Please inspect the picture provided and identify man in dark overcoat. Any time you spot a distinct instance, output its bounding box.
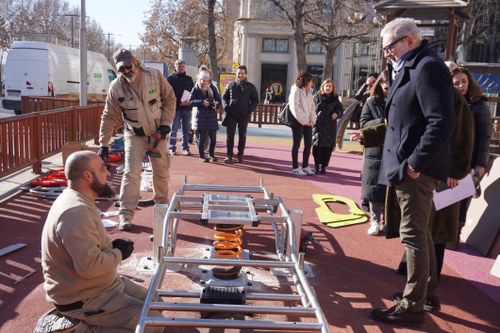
[370,18,454,327]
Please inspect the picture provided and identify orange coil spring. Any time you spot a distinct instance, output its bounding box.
[213,224,243,259]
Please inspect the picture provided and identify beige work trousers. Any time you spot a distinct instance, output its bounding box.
[63,276,162,332]
[120,131,170,221]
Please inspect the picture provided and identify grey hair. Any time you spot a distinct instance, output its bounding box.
[381,18,422,43]
[197,70,211,82]
[444,61,458,71]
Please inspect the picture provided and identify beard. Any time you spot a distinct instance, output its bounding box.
[90,172,116,198]
[123,73,136,83]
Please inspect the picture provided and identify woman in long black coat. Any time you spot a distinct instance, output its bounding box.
[359,75,388,236]
[312,79,343,174]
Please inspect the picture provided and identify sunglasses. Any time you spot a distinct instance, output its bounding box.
[382,35,407,53]
[118,65,132,73]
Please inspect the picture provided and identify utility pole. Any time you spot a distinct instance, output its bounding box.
[106,32,121,61]
[58,14,79,47]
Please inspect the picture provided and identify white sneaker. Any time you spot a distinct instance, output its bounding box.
[302,167,315,176]
[292,168,306,176]
[367,222,379,236]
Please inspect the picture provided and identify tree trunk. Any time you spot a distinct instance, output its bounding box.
[207,0,219,84]
[294,3,307,72]
[322,40,338,81]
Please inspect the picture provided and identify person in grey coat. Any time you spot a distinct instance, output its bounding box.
[312,79,343,174]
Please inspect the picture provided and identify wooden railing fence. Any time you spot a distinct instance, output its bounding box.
[1,96,498,180]
[0,105,103,178]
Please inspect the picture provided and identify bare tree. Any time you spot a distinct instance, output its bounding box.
[207,0,219,83]
[461,0,500,62]
[306,0,378,80]
[268,0,312,72]
[142,0,230,78]
[2,0,117,55]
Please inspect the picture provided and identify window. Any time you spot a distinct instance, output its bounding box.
[262,38,289,53]
[308,40,326,54]
[108,69,117,82]
[354,42,370,56]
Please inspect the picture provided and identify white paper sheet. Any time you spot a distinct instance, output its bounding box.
[102,211,120,217]
[101,219,118,228]
[433,173,475,211]
[181,90,191,102]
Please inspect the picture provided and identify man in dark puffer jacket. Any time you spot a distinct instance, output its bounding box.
[221,65,259,163]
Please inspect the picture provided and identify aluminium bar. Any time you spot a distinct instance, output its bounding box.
[148,302,318,315]
[137,317,323,331]
[163,257,295,268]
[156,289,303,302]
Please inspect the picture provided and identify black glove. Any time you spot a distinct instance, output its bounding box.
[98,147,109,161]
[112,238,134,260]
[158,125,171,140]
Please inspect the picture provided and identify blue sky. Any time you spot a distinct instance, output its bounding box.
[66,0,152,48]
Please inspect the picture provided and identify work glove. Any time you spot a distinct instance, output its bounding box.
[112,238,134,260]
[158,125,171,140]
[98,147,109,161]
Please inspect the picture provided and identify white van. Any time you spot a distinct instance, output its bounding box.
[2,41,117,114]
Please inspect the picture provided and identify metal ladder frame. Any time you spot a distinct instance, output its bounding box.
[136,178,330,333]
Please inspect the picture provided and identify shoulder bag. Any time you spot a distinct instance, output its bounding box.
[278,103,297,127]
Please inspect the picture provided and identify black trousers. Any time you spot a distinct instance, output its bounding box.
[291,124,312,169]
[225,114,249,157]
[312,146,334,169]
[196,129,217,158]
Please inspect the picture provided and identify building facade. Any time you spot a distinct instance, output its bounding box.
[232,0,382,102]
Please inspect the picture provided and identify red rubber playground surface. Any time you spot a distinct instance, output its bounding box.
[1,125,499,333]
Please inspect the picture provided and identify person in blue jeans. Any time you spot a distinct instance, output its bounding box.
[168,59,194,156]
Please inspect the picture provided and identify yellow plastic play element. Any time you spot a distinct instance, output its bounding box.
[313,194,368,227]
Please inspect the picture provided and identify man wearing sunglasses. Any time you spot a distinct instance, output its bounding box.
[98,49,176,231]
[370,18,454,327]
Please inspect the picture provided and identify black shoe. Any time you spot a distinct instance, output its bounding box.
[395,261,407,275]
[320,167,326,174]
[236,154,244,163]
[137,199,155,207]
[199,157,209,163]
[224,156,233,164]
[391,292,441,313]
[371,302,424,327]
[209,156,218,162]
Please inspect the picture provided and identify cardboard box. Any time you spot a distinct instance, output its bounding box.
[62,141,86,166]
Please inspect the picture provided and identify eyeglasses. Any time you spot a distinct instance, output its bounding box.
[118,65,132,73]
[382,35,407,53]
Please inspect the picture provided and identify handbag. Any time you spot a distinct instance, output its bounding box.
[278,103,297,127]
